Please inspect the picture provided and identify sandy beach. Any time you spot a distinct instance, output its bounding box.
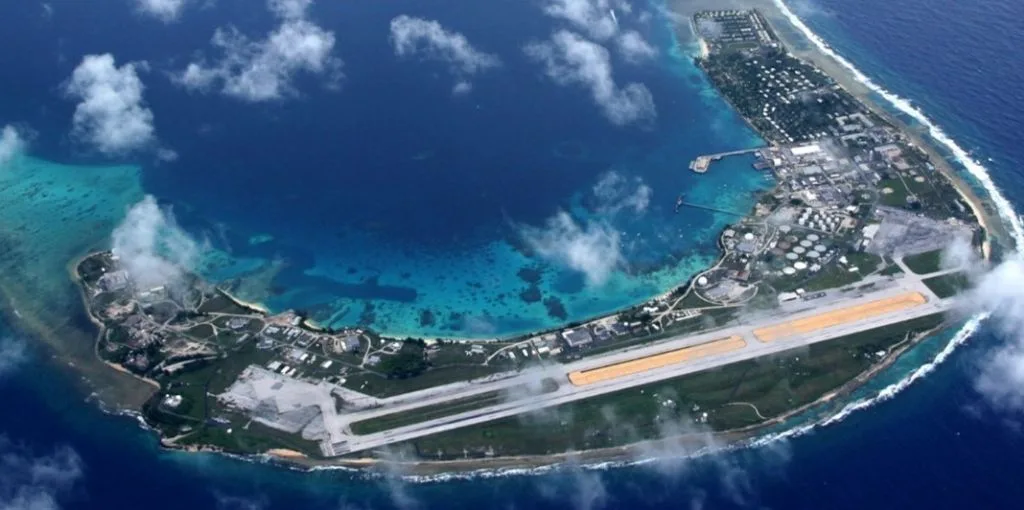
[218,288,271,315]
[752,0,1009,256]
[266,448,309,460]
[33,0,1005,477]
[670,0,1012,257]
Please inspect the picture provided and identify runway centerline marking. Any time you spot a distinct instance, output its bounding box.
[752,292,928,342]
[567,336,747,386]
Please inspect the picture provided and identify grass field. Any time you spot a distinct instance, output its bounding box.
[398,314,945,459]
[678,290,716,308]
[176,412,323,458]
[341,364,505,398]
[903,249,943,275]
[923,272,970,298]
[878,178,912,207]
[349,379,560,435]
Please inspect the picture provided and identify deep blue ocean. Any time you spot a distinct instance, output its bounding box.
[2,0,1024,508]
[0,0,771,339]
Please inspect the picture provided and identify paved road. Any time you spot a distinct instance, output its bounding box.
[323,273,951,456]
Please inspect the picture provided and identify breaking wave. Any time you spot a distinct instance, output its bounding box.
[419,0,1024,479]
[162,2,1024,484]
[772,0,1024,242]
[748,314,986,448]
[741,0,1024,455]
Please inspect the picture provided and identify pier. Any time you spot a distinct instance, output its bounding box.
[677,200,747,217]
[689,147,765,173]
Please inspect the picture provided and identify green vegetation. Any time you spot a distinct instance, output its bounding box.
[400,315,945,459]
[878,178,912,207]
[800,265,864,292]
[845,251,883,271]
[678,290,715,308]
[175,413,322,458]
[378,341,429,379]
[880,263,904,276]
[903,249,943,275]
[350,379,560,435]
[197,293,251,315]
[185,323,215,339]
[567,309,738,361]
[343,364,504,398]
[923,272,970,298]
[772,252,881,294]
[153,340,275,419]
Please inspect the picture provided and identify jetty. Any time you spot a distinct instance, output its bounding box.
[689,147,764,173]
[677,200,747,217]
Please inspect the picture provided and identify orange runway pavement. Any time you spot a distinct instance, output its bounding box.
[568,336,747,386]
[753,292,928,342]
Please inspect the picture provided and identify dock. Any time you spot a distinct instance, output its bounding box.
[689,147,765,173]
[677,200,747,217]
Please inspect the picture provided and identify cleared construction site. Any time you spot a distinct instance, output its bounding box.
[753,292,929,342]
[568,336,747,386]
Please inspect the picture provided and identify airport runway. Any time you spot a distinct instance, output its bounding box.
[323,274,952,456]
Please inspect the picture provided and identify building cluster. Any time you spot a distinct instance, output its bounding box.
[690,8,980,299]
[88,255,185,372]
[694,10,775,50]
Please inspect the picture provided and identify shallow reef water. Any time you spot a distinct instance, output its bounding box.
[0,0,772,338]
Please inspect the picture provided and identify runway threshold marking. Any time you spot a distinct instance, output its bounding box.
[752,292,928,342]
[567,336,747,386]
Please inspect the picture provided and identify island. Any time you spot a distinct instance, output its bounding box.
[67,8,998,472]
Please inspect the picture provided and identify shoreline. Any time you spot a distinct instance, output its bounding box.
[249,319,947,474]
[70,252,162,390]
[4,0,1010,477]
[88,4,999,471]
[754,0,1013,253]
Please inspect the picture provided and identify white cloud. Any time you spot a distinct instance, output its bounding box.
[213,493,269,510]
[521,211,623,286]
[542,0,627,41]
[389,15,501,93]
[0,126,26,166]
[616,30,656,63]
[0,438,83,510]
[525,30,655,125]
[64,54,155,154]
[112,195,202,290]
[592,171,651,214]
[695,18,725,40]
[452,81,472,95]
[134,0,189,22]
[0,337,27,377]
[919,240,1024,417]
[267,0,311,19]
[964,255,1024,413]
[177,0,341,102]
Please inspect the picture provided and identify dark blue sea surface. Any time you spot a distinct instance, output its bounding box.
[3,319,1024,510]
[2,0,1024,509]
[0,0,769,338]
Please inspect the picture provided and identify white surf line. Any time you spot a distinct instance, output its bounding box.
[319,6,1024,480]
[389,310,977,481]
[748,314,986,449]
[746,0,1023,450]
[772,0,1024,245]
